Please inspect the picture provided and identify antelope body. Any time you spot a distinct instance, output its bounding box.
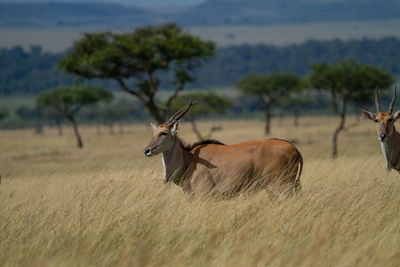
[144,101,303,196]
[363,87,400,173]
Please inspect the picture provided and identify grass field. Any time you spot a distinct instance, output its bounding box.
[1,117,400,266]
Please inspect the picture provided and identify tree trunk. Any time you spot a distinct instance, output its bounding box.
[117,78,164,123]
[205,125,222,139]
[118,121,124,134]
[55,118,63,136]
[147,100,164,124]
[278,109,284,126]
[332,101,347,158]
[96,122,101,136]
[265,105,271,134]
[108,123,114,135]
[294,109,300,127]
[355,112,361,124]
[190,118,204,141]
[69,117,83,148]
[34,121,43,135]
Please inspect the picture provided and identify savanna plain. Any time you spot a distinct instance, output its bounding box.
[1,117,400,266]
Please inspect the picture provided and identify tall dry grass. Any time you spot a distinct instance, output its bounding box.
[1,117,400,266]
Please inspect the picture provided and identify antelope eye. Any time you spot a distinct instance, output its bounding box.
[388,118,394,122]
[374,119,378,123]
[160,131,168,136]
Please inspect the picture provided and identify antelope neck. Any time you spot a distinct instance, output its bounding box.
[162,136,188,184]
[383,126,398,145]
[380,126,400,166]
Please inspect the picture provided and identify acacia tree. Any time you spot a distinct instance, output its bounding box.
[168,92,232,140]
[309,60,393,158]
[236,73,302,134]
[95,102,136,135]
[279,96,315,127]
[60,23,215,124]
[36,85,113,148]
[16,106,44,134]
[41,107,64,136]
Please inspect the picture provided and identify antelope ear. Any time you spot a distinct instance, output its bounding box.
[171,121,180,135]
[362,110,376,121]
[150,122,157,130]
[393,110,400,121]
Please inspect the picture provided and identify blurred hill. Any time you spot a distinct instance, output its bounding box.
[177,0,400,26]
[0,2,155,28]
[1,0,400,28]
[0,0,204,7]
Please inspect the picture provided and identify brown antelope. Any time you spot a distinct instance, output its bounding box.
[363,87,400,173]
[144,101,303,197]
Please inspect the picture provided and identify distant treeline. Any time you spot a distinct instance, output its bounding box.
[194,37,400,87]
[0,46,73,95]
[1,37,400,95]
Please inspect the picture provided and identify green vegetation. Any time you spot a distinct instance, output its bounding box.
[0,46,72,95]
[237,73,302,134]
[1,37,400,96]
[279,96,315,127]
[0,36,398,135]
[309,60,394,157]
[60,23,215,124]
[94,101,136,135]
[37,85,113,148]
[0,109,8,121]
[195,37,400,87]
[15,105,44,134]
[169,92,232,140]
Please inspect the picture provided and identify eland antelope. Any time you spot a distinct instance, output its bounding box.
[144,101,303,197]
[363,87,400,173]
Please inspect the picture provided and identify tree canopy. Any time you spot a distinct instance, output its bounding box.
[279,94,315,126]
[168,92,232,119]
[168,92,232,140]
[37,85,113,114]
[237,73,301,100]
[309,60,394,157]
[236,72,302,133]
[310,60,394,105]
[37,85,113,148]
[60,23,215,123]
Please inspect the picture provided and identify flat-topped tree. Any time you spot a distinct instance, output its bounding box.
[60,23,215,124]
[95,101,136,135]
[36,85,113,148]
[309,60,393,157]
[16,106,44,134]
[41,107,64,136]
[236,73,302,134]
[168,92,232,140]
[279,95,315,127]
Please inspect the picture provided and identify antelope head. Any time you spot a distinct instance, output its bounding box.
[363,87,400,142]
[143,100,197,157]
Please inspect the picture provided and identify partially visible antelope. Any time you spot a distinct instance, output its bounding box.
[363,87,400,174]
[144,101,303,197]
